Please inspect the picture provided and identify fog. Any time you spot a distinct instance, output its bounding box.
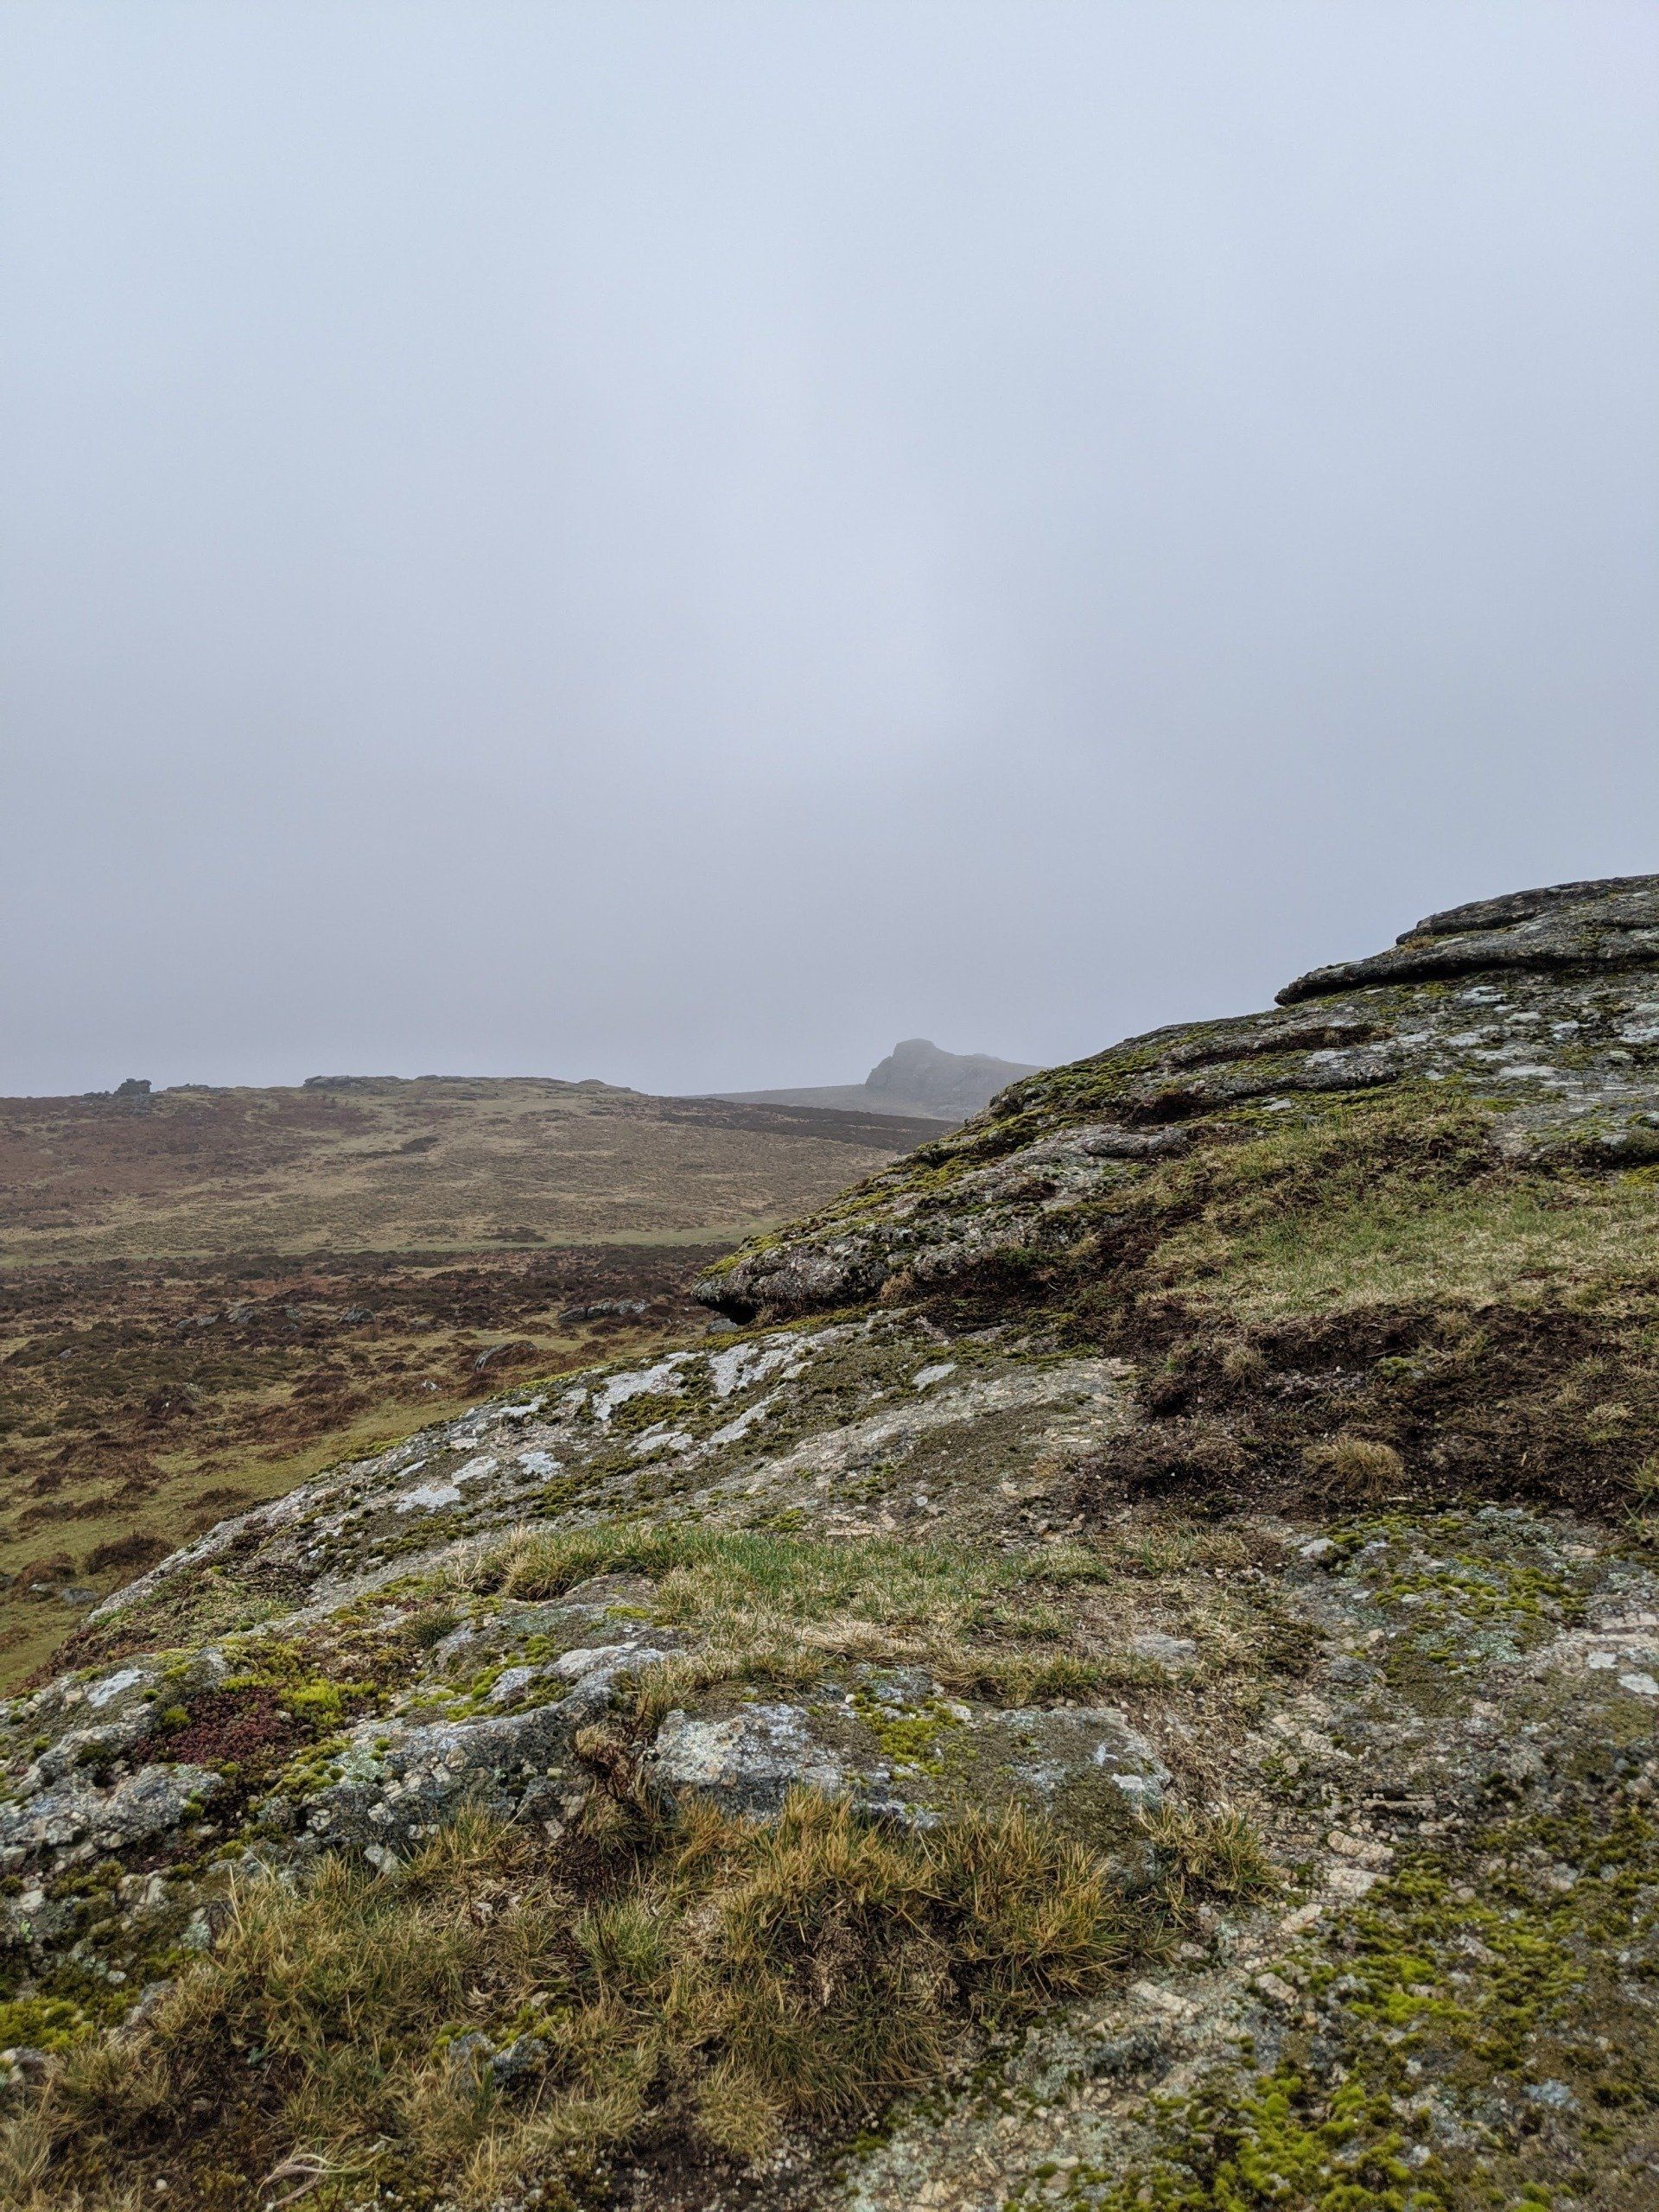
[3,2,1656,1099]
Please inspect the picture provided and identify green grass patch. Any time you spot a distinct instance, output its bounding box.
[457,1522,1153,1709]
[1093,1090,1659,1325]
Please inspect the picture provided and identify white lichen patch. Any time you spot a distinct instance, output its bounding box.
[593,1353,695,1423]
[709,1335,809,1400]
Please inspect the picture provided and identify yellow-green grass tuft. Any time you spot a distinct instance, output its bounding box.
[5,1788,1203,2209]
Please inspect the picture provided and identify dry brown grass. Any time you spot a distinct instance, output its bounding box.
[0,1071,936,1689]
[0,1248,713,1691]
[0,1077,931,1267]
[6,1788,1181,2209]
[1301,1435,1408,1502]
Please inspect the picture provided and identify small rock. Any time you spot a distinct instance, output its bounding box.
[1326,1828,1391,1867]
[1130,1980,1195,2017]
[85,1666,153,1712]
[393,1481,463,1514]
[561,1300,649,1325]
[486,1667,541,1707]
[646,1705,845,1816]
[490,2034,549,2086]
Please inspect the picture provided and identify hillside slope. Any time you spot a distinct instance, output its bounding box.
[0,1076,945,1264]
[5,878,1659,2212]
[0,1080,940,1691]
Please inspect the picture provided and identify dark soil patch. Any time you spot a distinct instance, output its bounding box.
[1064,1295,1659,1522]
[84,1530,171,1576]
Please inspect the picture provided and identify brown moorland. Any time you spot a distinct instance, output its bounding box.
[0,1076,943,1684]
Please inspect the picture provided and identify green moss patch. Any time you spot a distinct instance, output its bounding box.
[1043,1783,1659,2211]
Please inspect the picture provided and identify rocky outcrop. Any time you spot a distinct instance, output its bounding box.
[696,874,1659,1321]
[1279,871,1659,1001]
[644,1687,1168,1826]
[718,1038,1038,1124]
[864,1038,1039,1120]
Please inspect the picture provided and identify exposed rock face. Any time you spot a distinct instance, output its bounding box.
[643,1690,1168,1825]
[645,1703,849,1816]
[0,1761,219,1868]
[1280,871,1659,1001]
[8,877,1659,2212]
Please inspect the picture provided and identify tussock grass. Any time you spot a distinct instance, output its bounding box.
[1302,1435,1407,1502]
[1141,1802,1281,1919]
[8,1790,1170,2209]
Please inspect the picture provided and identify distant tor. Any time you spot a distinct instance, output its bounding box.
[715,1037,1038,1124]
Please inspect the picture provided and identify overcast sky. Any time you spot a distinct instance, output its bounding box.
[3,3,1656,1099]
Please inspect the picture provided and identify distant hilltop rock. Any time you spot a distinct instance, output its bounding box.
[865,1038,1040,1119]
[715,1037,1038,1124]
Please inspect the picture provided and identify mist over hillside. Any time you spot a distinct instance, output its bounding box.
[715,1036,1037,1124]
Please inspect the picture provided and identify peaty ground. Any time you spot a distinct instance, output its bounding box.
[0,1078,941,1687]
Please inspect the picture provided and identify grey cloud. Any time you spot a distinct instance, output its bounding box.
[3,2,1656,1096]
